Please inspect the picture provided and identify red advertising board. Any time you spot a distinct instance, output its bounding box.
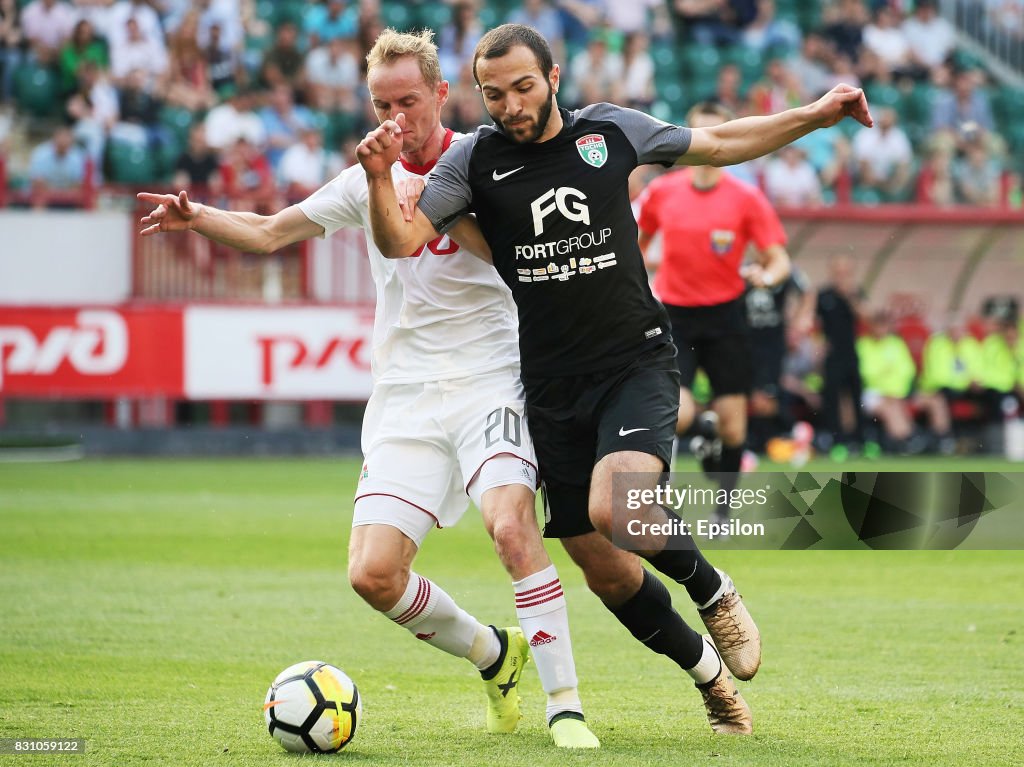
[0,307,184,397]
[0,305,375,400]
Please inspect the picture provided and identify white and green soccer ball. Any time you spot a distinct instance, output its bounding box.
[263,661,361,753]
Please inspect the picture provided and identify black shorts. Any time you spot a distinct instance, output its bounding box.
[665,298,751,397]
[522,343,680,539]
[749,329,785,394]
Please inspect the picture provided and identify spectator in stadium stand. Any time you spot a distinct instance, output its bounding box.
[861,4,912,82]
[620,31,655,111]
[355,5,383,74]
[566,28,623,107]
[303,0,358,50]
[954,135,1004,206]
[852,106,912,201]
[106,0,164,53]
[901,0,956,79]
[28,125,88,209]
[555,0,604,47]
[278,125,344,200]
[747,57,803,115]
[70,0,116,41]
[173,123,223,193]
[930,68,996,151]
[918,315,982,450]
[110,16,168,86]
[65,59,118,167]
[110,66,172,154]
[59,19,108,95]
[164,10,217,113]
[788,31,834,99]
[856,311,924,453]
[741,0,802,54]
[822,49,862,92]
[0,0,22,103]
[637,101,792,526]
[821,0,869,62]
[815,254,867,452]
[203,84,265,151]
[791,127,851,196]
[259,22,305,90]
[438,0,484,86]
[20,0,76,65]
[743,263,815,453]
[915,145,956,205]
[670,0,757,46]
[195,0,244,59]
[507,0,565,51]
[604,0,669,38]
[203,21,244,93]
[304,35,359,112]
[259,83,317,170]
[219,135,277,210]
[701,63,746,115]
[763,144,823,208]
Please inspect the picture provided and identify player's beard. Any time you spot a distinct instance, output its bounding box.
[496,82,554,144]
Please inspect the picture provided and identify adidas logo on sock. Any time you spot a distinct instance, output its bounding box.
[530,630,556,646]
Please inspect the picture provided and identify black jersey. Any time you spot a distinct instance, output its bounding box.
[417,103,692,377]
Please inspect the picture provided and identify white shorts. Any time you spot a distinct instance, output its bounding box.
[353,366,538,546]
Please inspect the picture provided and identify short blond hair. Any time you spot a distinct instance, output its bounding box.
[366,28,442,87]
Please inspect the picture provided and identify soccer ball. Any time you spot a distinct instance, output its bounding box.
[263,661,361,753]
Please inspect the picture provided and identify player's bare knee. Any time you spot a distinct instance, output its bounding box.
[587,499,615,539]
[490,514,538,574]
[348,559,407,612]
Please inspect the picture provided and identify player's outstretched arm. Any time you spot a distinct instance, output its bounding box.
[396,177,491,264]
[357,115,440,259]
[137,190,323,255]
[681,84,873,168]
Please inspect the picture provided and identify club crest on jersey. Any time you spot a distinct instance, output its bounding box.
[710,229,736,255]
[576,134,608,168]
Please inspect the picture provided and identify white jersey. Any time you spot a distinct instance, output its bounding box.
[298,131,520,385]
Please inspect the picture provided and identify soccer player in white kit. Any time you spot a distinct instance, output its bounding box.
[136,29,598,749]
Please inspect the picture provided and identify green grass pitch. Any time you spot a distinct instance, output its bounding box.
[1,458,1022,766]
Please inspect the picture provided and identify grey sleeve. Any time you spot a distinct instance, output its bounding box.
[418,132,478,235]
[791,266,811,295]
[579,102,692,167]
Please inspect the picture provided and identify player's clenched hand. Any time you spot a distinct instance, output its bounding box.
[396,176,425,223]
[356,113,406,178]
[137,190,201,236]
[808,84,873,130]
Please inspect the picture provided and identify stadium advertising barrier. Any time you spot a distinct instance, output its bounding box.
[0,306,374,400]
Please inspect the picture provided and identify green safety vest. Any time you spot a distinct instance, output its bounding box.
[856,334,916,398]
[979,334,1016,393]
[919,334,982,393]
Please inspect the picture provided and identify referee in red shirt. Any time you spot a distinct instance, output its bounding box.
[638,102,792,525]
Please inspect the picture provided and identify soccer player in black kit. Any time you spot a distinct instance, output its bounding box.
[357,23,873,736]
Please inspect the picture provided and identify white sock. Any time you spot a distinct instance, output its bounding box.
[513,565,582,723]
[385,573,498,667]
[687,636,723,684]
[696,568,732,610]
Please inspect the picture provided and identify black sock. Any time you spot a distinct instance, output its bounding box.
[646,506,721,605]
[700,451,720,475]
[712,445,743,518]
[608,569,704,670]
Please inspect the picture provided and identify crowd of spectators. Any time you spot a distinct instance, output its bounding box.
[0,0,1022,208]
